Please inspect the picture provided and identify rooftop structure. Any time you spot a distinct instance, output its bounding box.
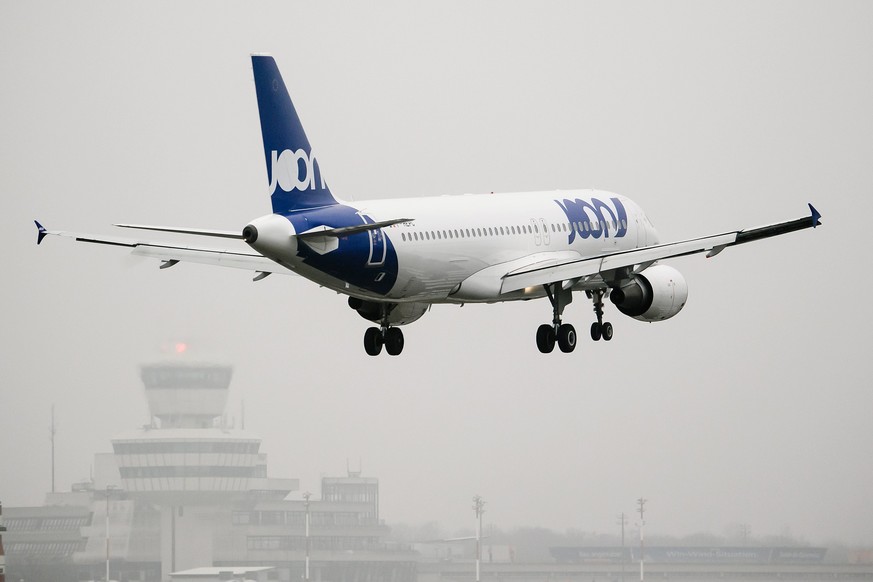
[141,363,233,429]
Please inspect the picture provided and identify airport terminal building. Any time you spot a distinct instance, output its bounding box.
[2,361,415,582]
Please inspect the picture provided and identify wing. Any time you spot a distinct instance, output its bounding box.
[34,221,290,277]
[501,203,821,294]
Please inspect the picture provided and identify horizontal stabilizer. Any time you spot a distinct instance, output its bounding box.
[295,217,413,240]
[113,224,244,239]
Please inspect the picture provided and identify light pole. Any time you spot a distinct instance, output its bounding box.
[303,492,311,582]
[617,512,628,582]
[105,486,119,582]
[739,523,751,546]
[637,498,646,582]
[472,496,485,582]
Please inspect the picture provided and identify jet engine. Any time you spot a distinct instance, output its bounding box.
[609,264,688,322]
[348,298,429,326]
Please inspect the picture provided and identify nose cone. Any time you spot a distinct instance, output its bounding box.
[244,213,297,258]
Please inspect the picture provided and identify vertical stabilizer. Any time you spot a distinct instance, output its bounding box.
[251,55,337,213]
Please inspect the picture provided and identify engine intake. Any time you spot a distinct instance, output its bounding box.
[610,264,688,322]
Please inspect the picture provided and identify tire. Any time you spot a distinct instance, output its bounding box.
[363,327,383,356]
[602,322,614,341]
[558,324,577,353]
[536,324,556,353]
[385,327,404,356]
[590,322,602,341]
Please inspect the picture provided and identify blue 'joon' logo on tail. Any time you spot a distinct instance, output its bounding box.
[555,197,628,244]
[251,55,338,214]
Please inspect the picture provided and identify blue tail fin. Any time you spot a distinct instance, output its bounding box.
[251,55,338,213]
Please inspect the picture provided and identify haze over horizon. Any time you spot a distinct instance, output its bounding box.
[2,2,871,545]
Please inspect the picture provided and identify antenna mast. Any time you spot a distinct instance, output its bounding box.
[50,405,56,493]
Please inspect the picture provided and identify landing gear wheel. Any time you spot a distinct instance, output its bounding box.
[384,327,404,356]
[536,324,556,354]
[558,324,577,353]
[363,327,383,356]
[602,322,614,341]
[590,322,602,341]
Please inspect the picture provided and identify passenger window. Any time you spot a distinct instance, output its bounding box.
[401,233,406,242]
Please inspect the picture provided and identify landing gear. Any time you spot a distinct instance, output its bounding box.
[589,289,613,342]
[536,283,576,354]
[363,326,405,356]
[535,286,617,352]
[362,303,405,356]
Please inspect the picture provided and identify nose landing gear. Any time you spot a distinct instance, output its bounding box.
[588,288,613,342]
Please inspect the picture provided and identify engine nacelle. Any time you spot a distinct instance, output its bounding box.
[348,298,429,326]
[610,264,688,322]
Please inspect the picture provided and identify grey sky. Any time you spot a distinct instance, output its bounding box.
[2,1,872,544]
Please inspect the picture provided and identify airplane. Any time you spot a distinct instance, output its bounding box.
[35,54,822,356]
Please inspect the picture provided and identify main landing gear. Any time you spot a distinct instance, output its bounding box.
[363,303,404,356]
[364,326,404,356]
[536,283,577,354]
[588,288,613,342]
[535,285,614,354]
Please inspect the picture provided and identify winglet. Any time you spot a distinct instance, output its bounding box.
[809,203,821,228]
[35,220,48,245]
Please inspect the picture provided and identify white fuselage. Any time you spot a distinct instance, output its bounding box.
[249,189,660,304]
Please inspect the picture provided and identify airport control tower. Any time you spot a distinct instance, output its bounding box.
[110,362,286,503]
[88,361,297,580]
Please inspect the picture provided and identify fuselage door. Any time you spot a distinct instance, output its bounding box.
[362,215,386,266]
[368,227,386,266]
[530,218,542,246]
[539,218,551,246]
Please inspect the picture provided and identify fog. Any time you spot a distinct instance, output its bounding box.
[2,1,872,545]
